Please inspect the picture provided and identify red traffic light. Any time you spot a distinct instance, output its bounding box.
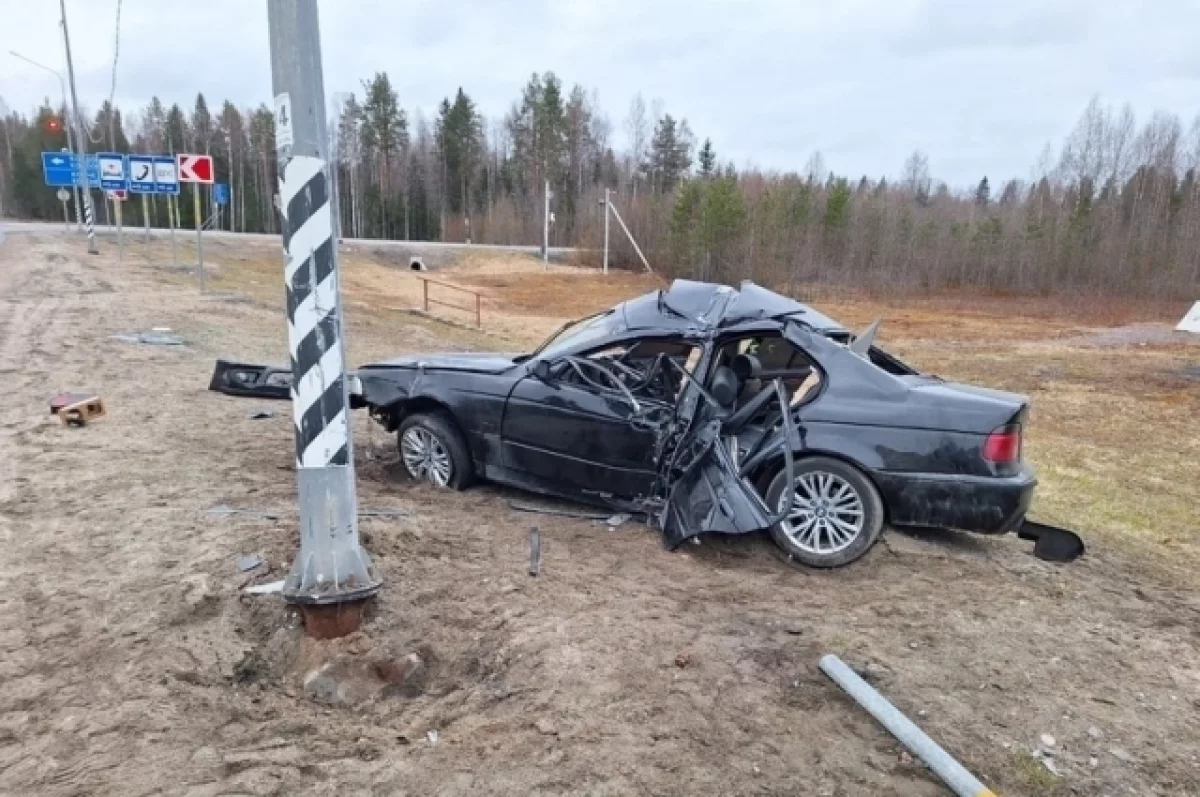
[46,117,61,132]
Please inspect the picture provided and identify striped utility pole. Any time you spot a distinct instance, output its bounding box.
[60,0,97,254]
[268,0,380,637]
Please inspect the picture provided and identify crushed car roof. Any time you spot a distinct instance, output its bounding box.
[620,280,845,334]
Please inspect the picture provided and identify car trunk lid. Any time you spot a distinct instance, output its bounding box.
[897,376,1029,432]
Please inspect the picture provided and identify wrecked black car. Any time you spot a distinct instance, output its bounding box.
[214,279,1041,567]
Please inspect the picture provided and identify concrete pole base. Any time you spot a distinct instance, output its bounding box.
[299,599,370,639]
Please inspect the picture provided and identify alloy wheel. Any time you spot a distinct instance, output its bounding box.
[778,471,865,555]
[400,427,452,487]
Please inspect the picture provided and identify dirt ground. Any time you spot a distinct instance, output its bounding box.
[0,228,1198,797]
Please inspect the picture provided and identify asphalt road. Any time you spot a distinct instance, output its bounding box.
[0,218,577,258]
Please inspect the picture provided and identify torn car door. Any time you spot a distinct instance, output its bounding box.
[659,376,796,548]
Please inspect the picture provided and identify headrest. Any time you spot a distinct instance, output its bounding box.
[731,353,761,382]
[710,365,740,408]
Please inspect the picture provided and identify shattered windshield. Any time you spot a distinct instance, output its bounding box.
[532,310,617,360]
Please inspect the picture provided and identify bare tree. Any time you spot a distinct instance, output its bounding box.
[902,150,931,200]
[625,93,648,198]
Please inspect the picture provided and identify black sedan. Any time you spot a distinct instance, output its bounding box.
[213,279,1038,568]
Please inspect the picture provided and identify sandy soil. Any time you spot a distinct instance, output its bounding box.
[0,229,1198,796]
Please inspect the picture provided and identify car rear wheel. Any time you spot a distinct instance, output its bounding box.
[765,456,883,568]
[397,413,473,490]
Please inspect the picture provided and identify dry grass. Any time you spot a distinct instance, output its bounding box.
[129,236,1200,568]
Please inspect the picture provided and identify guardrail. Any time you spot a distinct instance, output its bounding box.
[415,274,483,327]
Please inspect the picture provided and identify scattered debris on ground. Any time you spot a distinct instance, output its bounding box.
[820,654,998,797]
[113,329,184,346]
[508,499,611,520]
[528,527,541,576]
[244,579,285,595]
[235,554,264,572]
[48,391,106,426]
[205,504,281,520]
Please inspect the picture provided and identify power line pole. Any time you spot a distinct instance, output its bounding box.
[267,0,379,638]
[607,196,653,274]
[602,187,610,275]
[59,0,98,254]
[542,178,550,267]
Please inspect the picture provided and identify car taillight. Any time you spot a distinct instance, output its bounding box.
[983,425,1022,464]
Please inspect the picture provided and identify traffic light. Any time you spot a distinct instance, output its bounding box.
[45,117,62,133]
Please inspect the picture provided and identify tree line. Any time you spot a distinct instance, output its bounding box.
[0,84,1197,298]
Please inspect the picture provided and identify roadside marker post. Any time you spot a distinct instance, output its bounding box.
[178,153,214,292]
[268,0,380,636]
[57,188,70,230]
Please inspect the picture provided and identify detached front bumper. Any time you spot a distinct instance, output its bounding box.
[874,464,1037,535]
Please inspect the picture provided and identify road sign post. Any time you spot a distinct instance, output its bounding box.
[141,194,150,242]
[168,195,178,268]
[106,189,127,260]
[178,154,214,292]
[268,0,379,636]
[193,184,204,291]
[57,188,70,230]
[98,153,129,261]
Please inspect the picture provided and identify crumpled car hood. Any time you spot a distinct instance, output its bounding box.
[361,352,520,375]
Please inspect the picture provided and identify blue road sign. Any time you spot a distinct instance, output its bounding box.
[41,153,100,186]
[42,152,76,186]
[152,156,180,195]
[98,152,128,191]
[82,154,99,183]
[128,155,156,193]
[213,183,230,206]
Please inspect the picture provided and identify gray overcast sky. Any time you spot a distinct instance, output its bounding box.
[2,0,1198,186]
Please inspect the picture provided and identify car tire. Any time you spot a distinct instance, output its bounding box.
[397,412,473,490]
[765,456,884,568]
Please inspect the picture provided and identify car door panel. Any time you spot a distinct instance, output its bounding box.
[501,375,663,498]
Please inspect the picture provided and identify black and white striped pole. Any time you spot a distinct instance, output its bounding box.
[60,0,98,255]
[268,0,380,637]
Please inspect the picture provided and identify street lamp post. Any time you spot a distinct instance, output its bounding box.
[58,0,99,254]
[267,0,380,637]
[10,50,84,232]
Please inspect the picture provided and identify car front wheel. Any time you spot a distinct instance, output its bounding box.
[765,456,884,568]
[397,413,473,490]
